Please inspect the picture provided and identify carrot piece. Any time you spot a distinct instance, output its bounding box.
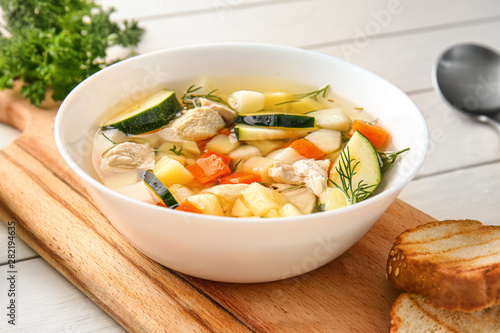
[348,120,389,148]
[290,138,325,159]
[196,138,212,152]
[218,127,232,136]
[219,172,262,185]
[186,150,232,184]
[176,201,202,214]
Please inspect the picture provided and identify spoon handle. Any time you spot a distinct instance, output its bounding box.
[478,115,500,133]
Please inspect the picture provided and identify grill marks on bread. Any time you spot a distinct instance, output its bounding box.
[386,220,500,312]
[400,224,500,265]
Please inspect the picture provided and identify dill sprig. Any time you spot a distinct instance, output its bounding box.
[231,159,242,173]
[181,84,228,107]
[257,182,278,190]
[378,148,410,174]
[274,84,330,106]
[279,183,305,193]
[169,145,185,156]
[329,146,376,204]
[295,84,330,101]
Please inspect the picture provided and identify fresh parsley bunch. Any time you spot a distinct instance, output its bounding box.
[0,0,144,106]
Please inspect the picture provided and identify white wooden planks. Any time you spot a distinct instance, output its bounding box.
[400,161,500,226]
[131,0,500,53]
[311,20,500,93]
[0,258,124,332]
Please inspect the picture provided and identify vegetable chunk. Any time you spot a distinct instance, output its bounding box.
[348,120,389,149]
[186,150,232,184]
[102,90,181,135]
[241,183,284,216]
[187,193,224,216]
[153,156,194,186]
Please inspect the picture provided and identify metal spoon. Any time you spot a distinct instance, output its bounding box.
[434,43,500,132]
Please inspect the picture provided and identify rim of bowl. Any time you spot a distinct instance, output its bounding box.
[54,42,429,225]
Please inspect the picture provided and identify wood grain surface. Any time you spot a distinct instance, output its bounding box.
[0,89,435,332]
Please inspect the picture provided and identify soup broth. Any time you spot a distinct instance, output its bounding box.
[91,77,402,218]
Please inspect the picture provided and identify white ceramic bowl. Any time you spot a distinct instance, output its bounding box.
[55,43,428,283]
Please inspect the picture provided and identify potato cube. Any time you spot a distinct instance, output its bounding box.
[205,134,240,155]
[304,129,342,154]
[279,203,304,217]
[263,90,295,112]
[228,90,265,113]
[273,147,305,164]
[241,183,281,216]
[290,97,324,114]
[153,156,194,186]
[231,198,254,217]
[242,156,274,183]
[264,209,280,218]
[321,187,349,211]
[187,193,224,216]
[250,139,288,156]
[229,145,262,163]
[181,140,200,155]
[155,152,186,165]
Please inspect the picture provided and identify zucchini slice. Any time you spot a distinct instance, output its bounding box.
[235,113,315,129]
[101,89,181,135]
[329,131,381,202]
[234,123,308,141]
[142,170,179,208]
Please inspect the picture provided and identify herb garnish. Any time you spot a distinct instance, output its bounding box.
[341,133,351,142]
[101,131,117,145]
[169,145,185,156]
[295,84,330,101]
[231,159,243,173]
[274,84,330,106]
[0,0,144,106]
[181,84,228,107]
[279,183,305,193]
[329,146,377,204]
[258,182,278,190]
[378,148,410,174]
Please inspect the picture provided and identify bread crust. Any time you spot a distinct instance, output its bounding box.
[386,220,500,312]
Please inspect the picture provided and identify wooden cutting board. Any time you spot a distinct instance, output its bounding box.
[0,89,434,332]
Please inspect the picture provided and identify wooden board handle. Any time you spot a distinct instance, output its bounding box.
[0,89,35,132]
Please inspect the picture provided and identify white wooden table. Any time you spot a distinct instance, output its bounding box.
[1,1,499,331]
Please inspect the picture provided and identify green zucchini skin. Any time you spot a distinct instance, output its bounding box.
[142,170,179,208]
[101,90,182,135]
[234,114,315,128]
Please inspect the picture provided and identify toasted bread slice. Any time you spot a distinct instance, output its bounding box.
[386,220,500,312]
[390,293,500,333]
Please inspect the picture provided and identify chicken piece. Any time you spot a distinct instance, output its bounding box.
[101,142,155,172]
[195,98,236,123]
[292,159,331,196]
[268,161,303,185]
[172,106,225,141]
[268,159,331,196]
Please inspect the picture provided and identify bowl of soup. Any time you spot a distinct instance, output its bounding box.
[55,43,428,283]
